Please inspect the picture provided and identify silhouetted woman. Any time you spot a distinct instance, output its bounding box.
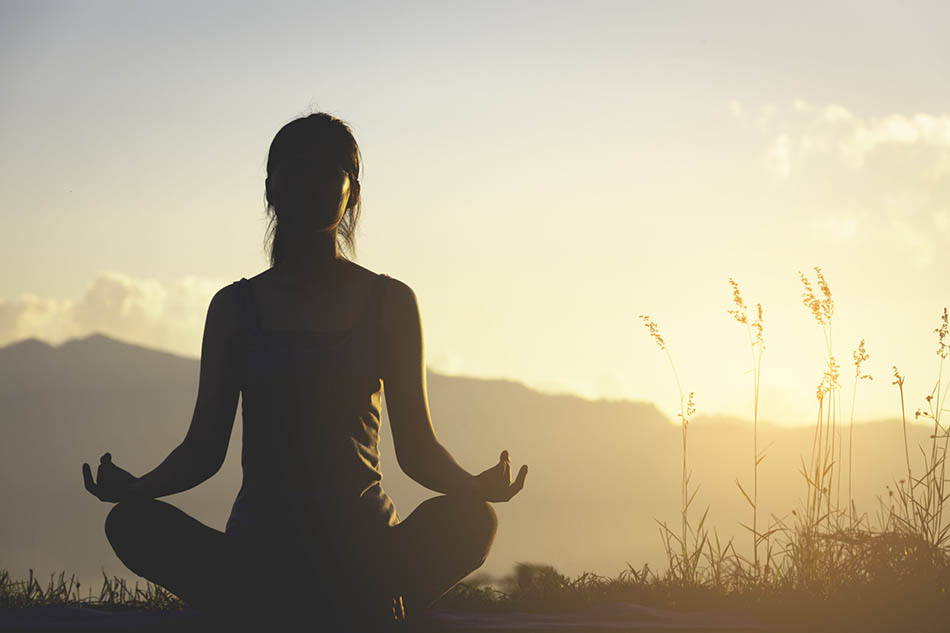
[81,112,528,629]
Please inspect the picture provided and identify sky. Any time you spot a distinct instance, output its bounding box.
[1,0,949,426]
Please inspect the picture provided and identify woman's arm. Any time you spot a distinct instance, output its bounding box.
[380,278,527,501]
[128,284,243,499]
[380,279,478,496]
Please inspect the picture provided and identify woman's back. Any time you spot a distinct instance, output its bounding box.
[243,265,382,332]
[225,264,399,564]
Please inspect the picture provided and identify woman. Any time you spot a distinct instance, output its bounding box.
[81,112,528,628]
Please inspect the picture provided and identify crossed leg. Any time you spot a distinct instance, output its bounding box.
[104,500,245,610]
[104,494,497,623]
[375,495,498,617]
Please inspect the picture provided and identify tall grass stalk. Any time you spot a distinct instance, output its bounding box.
[890,367,919,532]
[727,278,765,575]
[638,315,706,585]
[848,340,872,528]
[888,309,950,547]
[928,309,949,536]
[798,267,843,533]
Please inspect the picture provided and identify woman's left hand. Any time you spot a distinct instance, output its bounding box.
[472,450,528,502]
[82,453,140,503]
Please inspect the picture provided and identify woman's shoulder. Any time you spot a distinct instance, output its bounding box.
[377,274,419,334]
[338,261,415,304]
[199,281,245,338]
[325,263,419,337]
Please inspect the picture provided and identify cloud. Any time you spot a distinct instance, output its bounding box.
[816,107,950,172]
[428,350,466,375]
[0,294,72,345]
[731,100,950,176]
[0,271,224,357]
[732,99,950,266]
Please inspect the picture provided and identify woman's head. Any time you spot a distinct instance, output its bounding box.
[264,112,362,266]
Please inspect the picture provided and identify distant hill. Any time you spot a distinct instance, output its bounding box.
[0,334,931,588]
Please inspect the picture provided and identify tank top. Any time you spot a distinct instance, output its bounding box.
[225,272,400,562]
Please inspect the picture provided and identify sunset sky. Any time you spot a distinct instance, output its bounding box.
[2,0,948,426]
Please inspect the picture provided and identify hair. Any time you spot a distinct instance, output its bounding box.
[263,112,363,267]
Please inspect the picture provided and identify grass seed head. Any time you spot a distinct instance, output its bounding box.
[753,303,765,347]
[728,278,748,324]
[816,356,841,400]
[936,308,948,359]
[799,267,834,325]
[638,314,667,351]
[891,365,904,387]
[853,339,872,381]
[728,279,765,349]
[799,272,823,325]
[677,392,696,426]
[826,355,840,388]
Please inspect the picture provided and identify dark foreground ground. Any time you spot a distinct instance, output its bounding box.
[0,603,767,632]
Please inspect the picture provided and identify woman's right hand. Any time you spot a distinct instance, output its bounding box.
[472,450,528,502]
[82,453,141,503]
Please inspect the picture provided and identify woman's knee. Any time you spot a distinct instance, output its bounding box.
[444,496,498,561]
[104,499,160,557]
[468,499,498,544]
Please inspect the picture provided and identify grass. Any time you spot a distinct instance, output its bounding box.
[3,268,950,633]
[444,280,950,631]
[0,569,183,610]
[631,268,950,631]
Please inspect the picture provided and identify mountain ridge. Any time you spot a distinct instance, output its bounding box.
[0,332,671,420]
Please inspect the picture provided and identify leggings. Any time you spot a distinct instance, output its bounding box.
[105,494,497,625]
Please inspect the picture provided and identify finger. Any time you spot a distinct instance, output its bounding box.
[506,464,528,500]
[82,463,100,497]
[100,453,112,465]
[499,450,510,483]
[488,454,506,477]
